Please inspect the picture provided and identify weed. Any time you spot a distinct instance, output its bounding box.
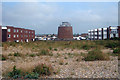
[40,49,49,55]
[84,49,110,61]
[1,54,8,61]
[24,72,39,79]
[8,53,12,56]
[64,56,67,59]
[59,60,64,65]
[14,52,21,57]
[29,54,36,57]
[8,65,21,79]
[33,64,53,76]
[49,47,52,50]
[113,48,120,54]
[65,63,68,65]
[54,48,57,51]
[105,42,119,48]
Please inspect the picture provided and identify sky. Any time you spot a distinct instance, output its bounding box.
[2,2,118,34]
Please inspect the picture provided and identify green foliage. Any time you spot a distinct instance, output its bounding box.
[7,66,39,79]
[54,48,57,51]
[8,53,12,56]
[29,54,36,57]
[49,46,52,50]
[113,48,120,54]
[105,42,119,48]
[14,52,21,57]
[84,49,110,61]
[40,49,49,55]
[8,65,21,79]
[24,72,39,79]
[33,64,53,76]
[1,55,8,61]
[64,56,67,59]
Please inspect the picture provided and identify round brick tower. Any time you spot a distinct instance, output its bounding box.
[58,22,73,40]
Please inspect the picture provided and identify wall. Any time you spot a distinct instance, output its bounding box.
[0,26,1,42]
[58,27,73,40]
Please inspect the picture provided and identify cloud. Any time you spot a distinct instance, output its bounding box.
[2,2,118,34]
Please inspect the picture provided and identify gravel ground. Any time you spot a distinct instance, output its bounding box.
[50,57,118,78]
[1,46,119,79]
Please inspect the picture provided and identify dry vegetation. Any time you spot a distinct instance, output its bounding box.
[1,40,120,79]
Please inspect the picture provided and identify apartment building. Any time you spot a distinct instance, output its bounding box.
[1,26,35,42]
[0,26,1,42]
[88,26,120,40]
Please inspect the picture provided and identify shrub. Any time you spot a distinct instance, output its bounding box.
[54,48,57,51]
[14,52,21,57]
[1,54,8,61]
[49,47,52,50]
[64,56,67,59]
[33,64,53,76]
[105,42,119,48]
[24,72,39,79]
[59,60,64,65]
[29,54,36,57]
[37,50,52,56]
[8,65,21,79]
[84,49,110,61]
[40,49,49,55]
[8,53,12,56]
[113,48,120,54]
[81,44,90,50]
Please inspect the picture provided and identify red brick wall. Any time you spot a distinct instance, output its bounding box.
[58,27,73,39]
[6,26,35,42]
[0,26,1,42]
[118,26,120,38]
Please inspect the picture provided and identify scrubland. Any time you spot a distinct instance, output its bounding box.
[0,40,120,79]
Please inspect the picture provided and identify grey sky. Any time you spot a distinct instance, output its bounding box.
[2,2,118,34]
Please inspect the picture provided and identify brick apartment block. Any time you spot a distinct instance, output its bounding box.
[0,26,1,42]
[0,26,35,42]
[88,26,120,40]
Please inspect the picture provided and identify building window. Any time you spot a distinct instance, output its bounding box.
[21,30,22,33]
[21,35,23,37]
[26,31,28,33]
[17,29,19,32]
[14,29,16,32]
[7,29,11,32]
[8,34,11,38]
[17,35,19,37]
[14,35,16,38]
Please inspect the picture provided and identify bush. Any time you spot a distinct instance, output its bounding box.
[14,52,21,57]
[24,72,39,79]
[54,48,57,51]
[8,53,12,56]
[33,64,53,76]
[81,44,90,50]
[113,48,120,54]
[49,47,52,50]
[40,49,49,55]
[8,65,21,79]
[29,54,36,57]
[1,54,8,61]
[84,49,110,61]
[105,42,119,48]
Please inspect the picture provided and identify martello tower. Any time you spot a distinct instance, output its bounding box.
[58,22,73,40]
